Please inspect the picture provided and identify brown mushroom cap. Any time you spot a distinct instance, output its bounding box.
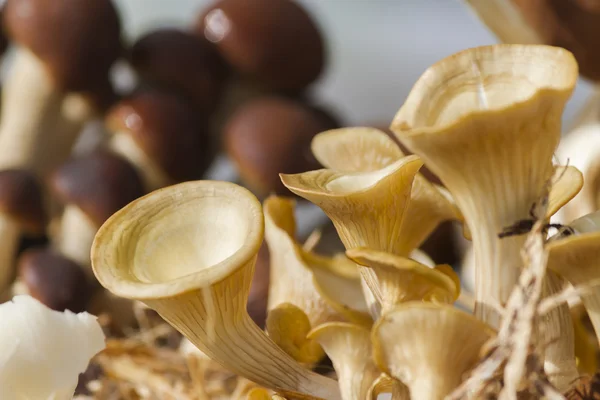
[106,89,213,182]
[196,0,325,91]
[18,248,91,312]
[3,0,122,92]
[130,28,227,115]
[49,150,145,227]
[0,169,46,234]
[224,96,338,195]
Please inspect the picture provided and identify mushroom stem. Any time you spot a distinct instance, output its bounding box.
[56,205,96,269]
[109,132,170,191]
[144,263,339,399]
[0,49,77,177]
[541,272,578,391]
[0,216,20,292]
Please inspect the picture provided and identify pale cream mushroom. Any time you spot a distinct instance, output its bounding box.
[307,322,380,400]
[390,44,578,327]
[91,181,340,399]
[346,248,459,314]
[372,302,495,400]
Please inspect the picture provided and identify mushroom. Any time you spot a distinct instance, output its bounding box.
[571,303,598,374]
[265,195,368,326]
[0,295,105,400]
[307,322,380,400]
[0,0,121,177]
[91,180,341,399]
[225,96,337,196]
[16,248,91,312]
[105,89,213,192]
[464,0,600,81]
[366,375,409,400]
[546,211,600,347]
[130,28,227,115]
[390,44,578,327]
[196,0,324,92]
[0,169,46,294]
[50,150,145,270]
[346,248,460,314]
[309,126,461,255]
[265,303,325,366]
[372,302,495,400]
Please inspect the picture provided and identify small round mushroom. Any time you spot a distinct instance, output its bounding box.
[17,248,90,312]
[0,0,122,177]
[50,150,145,271]
[105,89,213,191]
[196,0,325,91]
[130,28,227,115]
[224,96,337,196]
[0,170,46,294]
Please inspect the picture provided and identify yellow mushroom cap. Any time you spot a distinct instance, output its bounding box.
[347,248,460,313]
[372,302,494,400]
[307,322,380,400]
[311,127,403,172]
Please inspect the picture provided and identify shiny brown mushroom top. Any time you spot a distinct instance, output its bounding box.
[197,0,325,91]
[509,0,600,81]
[18,248,91,312]
[3,0,122,92]
[224,96,338,196]
[106,89,213,182]
[49,150,144,227]
[0,169,46,234]
[130,28,227,115]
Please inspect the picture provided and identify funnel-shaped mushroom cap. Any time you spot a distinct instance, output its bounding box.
[91,181,340,399]
[308,322,380,400]
[309,127,461,253]
[391,44,577,325]
[372,302,494,400]
[281,156,422,255]
[311,127,403,173]
[347,248,459,313]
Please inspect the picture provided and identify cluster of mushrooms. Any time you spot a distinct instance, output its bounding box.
[89,42,600,400]
[5,0,600,399]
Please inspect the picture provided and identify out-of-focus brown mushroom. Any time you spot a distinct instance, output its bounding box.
[130,28,227,115]
[106,89,213,191]
[17,248,91,312]
[0,170,46,294]
[224,96,338,196]
[0,0,122,177]
[196,0,325,91]
[49,150,145,271]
